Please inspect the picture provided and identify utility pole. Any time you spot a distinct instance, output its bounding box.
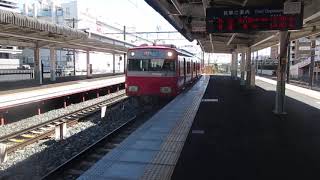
[123,25,126,41]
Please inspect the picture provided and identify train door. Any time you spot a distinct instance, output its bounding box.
[183,58,186,84]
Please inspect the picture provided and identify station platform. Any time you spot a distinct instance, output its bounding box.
[78,76,209,180]
[0,73,123,92]
[172,75,320,180]
[78,75,320,180]
[0,75,124,110]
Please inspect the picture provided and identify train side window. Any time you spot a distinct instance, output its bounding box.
[187,62,191,74]
[178,60,180,75]
[183,58,186,76]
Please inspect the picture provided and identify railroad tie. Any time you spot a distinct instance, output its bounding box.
[8,138,25,143]
[30,130,44,134]
[21,134,36,138]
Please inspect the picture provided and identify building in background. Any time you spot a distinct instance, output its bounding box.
[21,0,74,74]
[19,0,157,75]
[1,0,198,73]
[289,37,320,79]
[19,0,134,75]
[0,0,23,70]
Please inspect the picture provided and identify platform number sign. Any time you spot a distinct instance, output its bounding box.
[206,4,303,33]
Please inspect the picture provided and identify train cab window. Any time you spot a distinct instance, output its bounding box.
[128,59,175,72]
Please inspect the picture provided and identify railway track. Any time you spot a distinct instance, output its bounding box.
[41,115,142,180]
[0,91,128,162]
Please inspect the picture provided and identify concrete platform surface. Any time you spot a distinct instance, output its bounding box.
[172,75,320,180]
[0,73,125,92]
[0,75,124,110]
[78,76,209,180]
[256,76,320,100]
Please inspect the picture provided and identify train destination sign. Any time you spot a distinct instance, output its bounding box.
[206,5,303,33]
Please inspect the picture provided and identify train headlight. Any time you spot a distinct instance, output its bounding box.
[160,87,172,93]
[128,86,139,92]
[167,51,173,57]
[130,52,135,57]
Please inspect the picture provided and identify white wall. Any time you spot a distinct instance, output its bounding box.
[0,59,20,69]
[61,1,78,27]
[76,51,124,74]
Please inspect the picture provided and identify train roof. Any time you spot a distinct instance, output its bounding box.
[129,45,194,57]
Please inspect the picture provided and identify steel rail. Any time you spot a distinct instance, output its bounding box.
[41,115,137,180]
[0,92,128,156]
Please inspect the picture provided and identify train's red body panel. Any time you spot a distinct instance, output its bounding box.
[125,45,200,97]
[126,76,179,96]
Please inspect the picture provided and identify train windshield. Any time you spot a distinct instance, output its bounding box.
[128,59,175,72]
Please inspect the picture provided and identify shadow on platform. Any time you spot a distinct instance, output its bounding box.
[172,75,320,180]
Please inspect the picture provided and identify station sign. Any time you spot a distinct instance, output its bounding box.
[206,3,303,33]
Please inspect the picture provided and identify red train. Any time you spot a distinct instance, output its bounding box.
[125,44,201,97]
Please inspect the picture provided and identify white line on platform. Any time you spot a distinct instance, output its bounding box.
[256,76,320,100]
[202,99,219,102]
[192,130,205,134]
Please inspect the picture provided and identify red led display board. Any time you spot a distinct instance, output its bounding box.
[206,6,303,33]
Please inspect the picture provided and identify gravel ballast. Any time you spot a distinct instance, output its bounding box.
[0,90,126,138]
[0,98,142,180]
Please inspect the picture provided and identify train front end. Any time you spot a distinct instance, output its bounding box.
[125,46,178,97]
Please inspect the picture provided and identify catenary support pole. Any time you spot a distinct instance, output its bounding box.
[34,42,42,84]
[234,51,238,79]
[309,36,316,88]
[123,53,127,74]
[50,47,56,81]
[250,51,256,87]
[274,31,290,115]
[245,47,253,88]
[240,51,246,85]
[256,51,259,75]
[113,53,116,75]
[86,50,92,78]
[231,51,237,79]
[286,41,291,83]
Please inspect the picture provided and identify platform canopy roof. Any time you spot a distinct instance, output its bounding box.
[0,10,134,53]
[145,0,320,53]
